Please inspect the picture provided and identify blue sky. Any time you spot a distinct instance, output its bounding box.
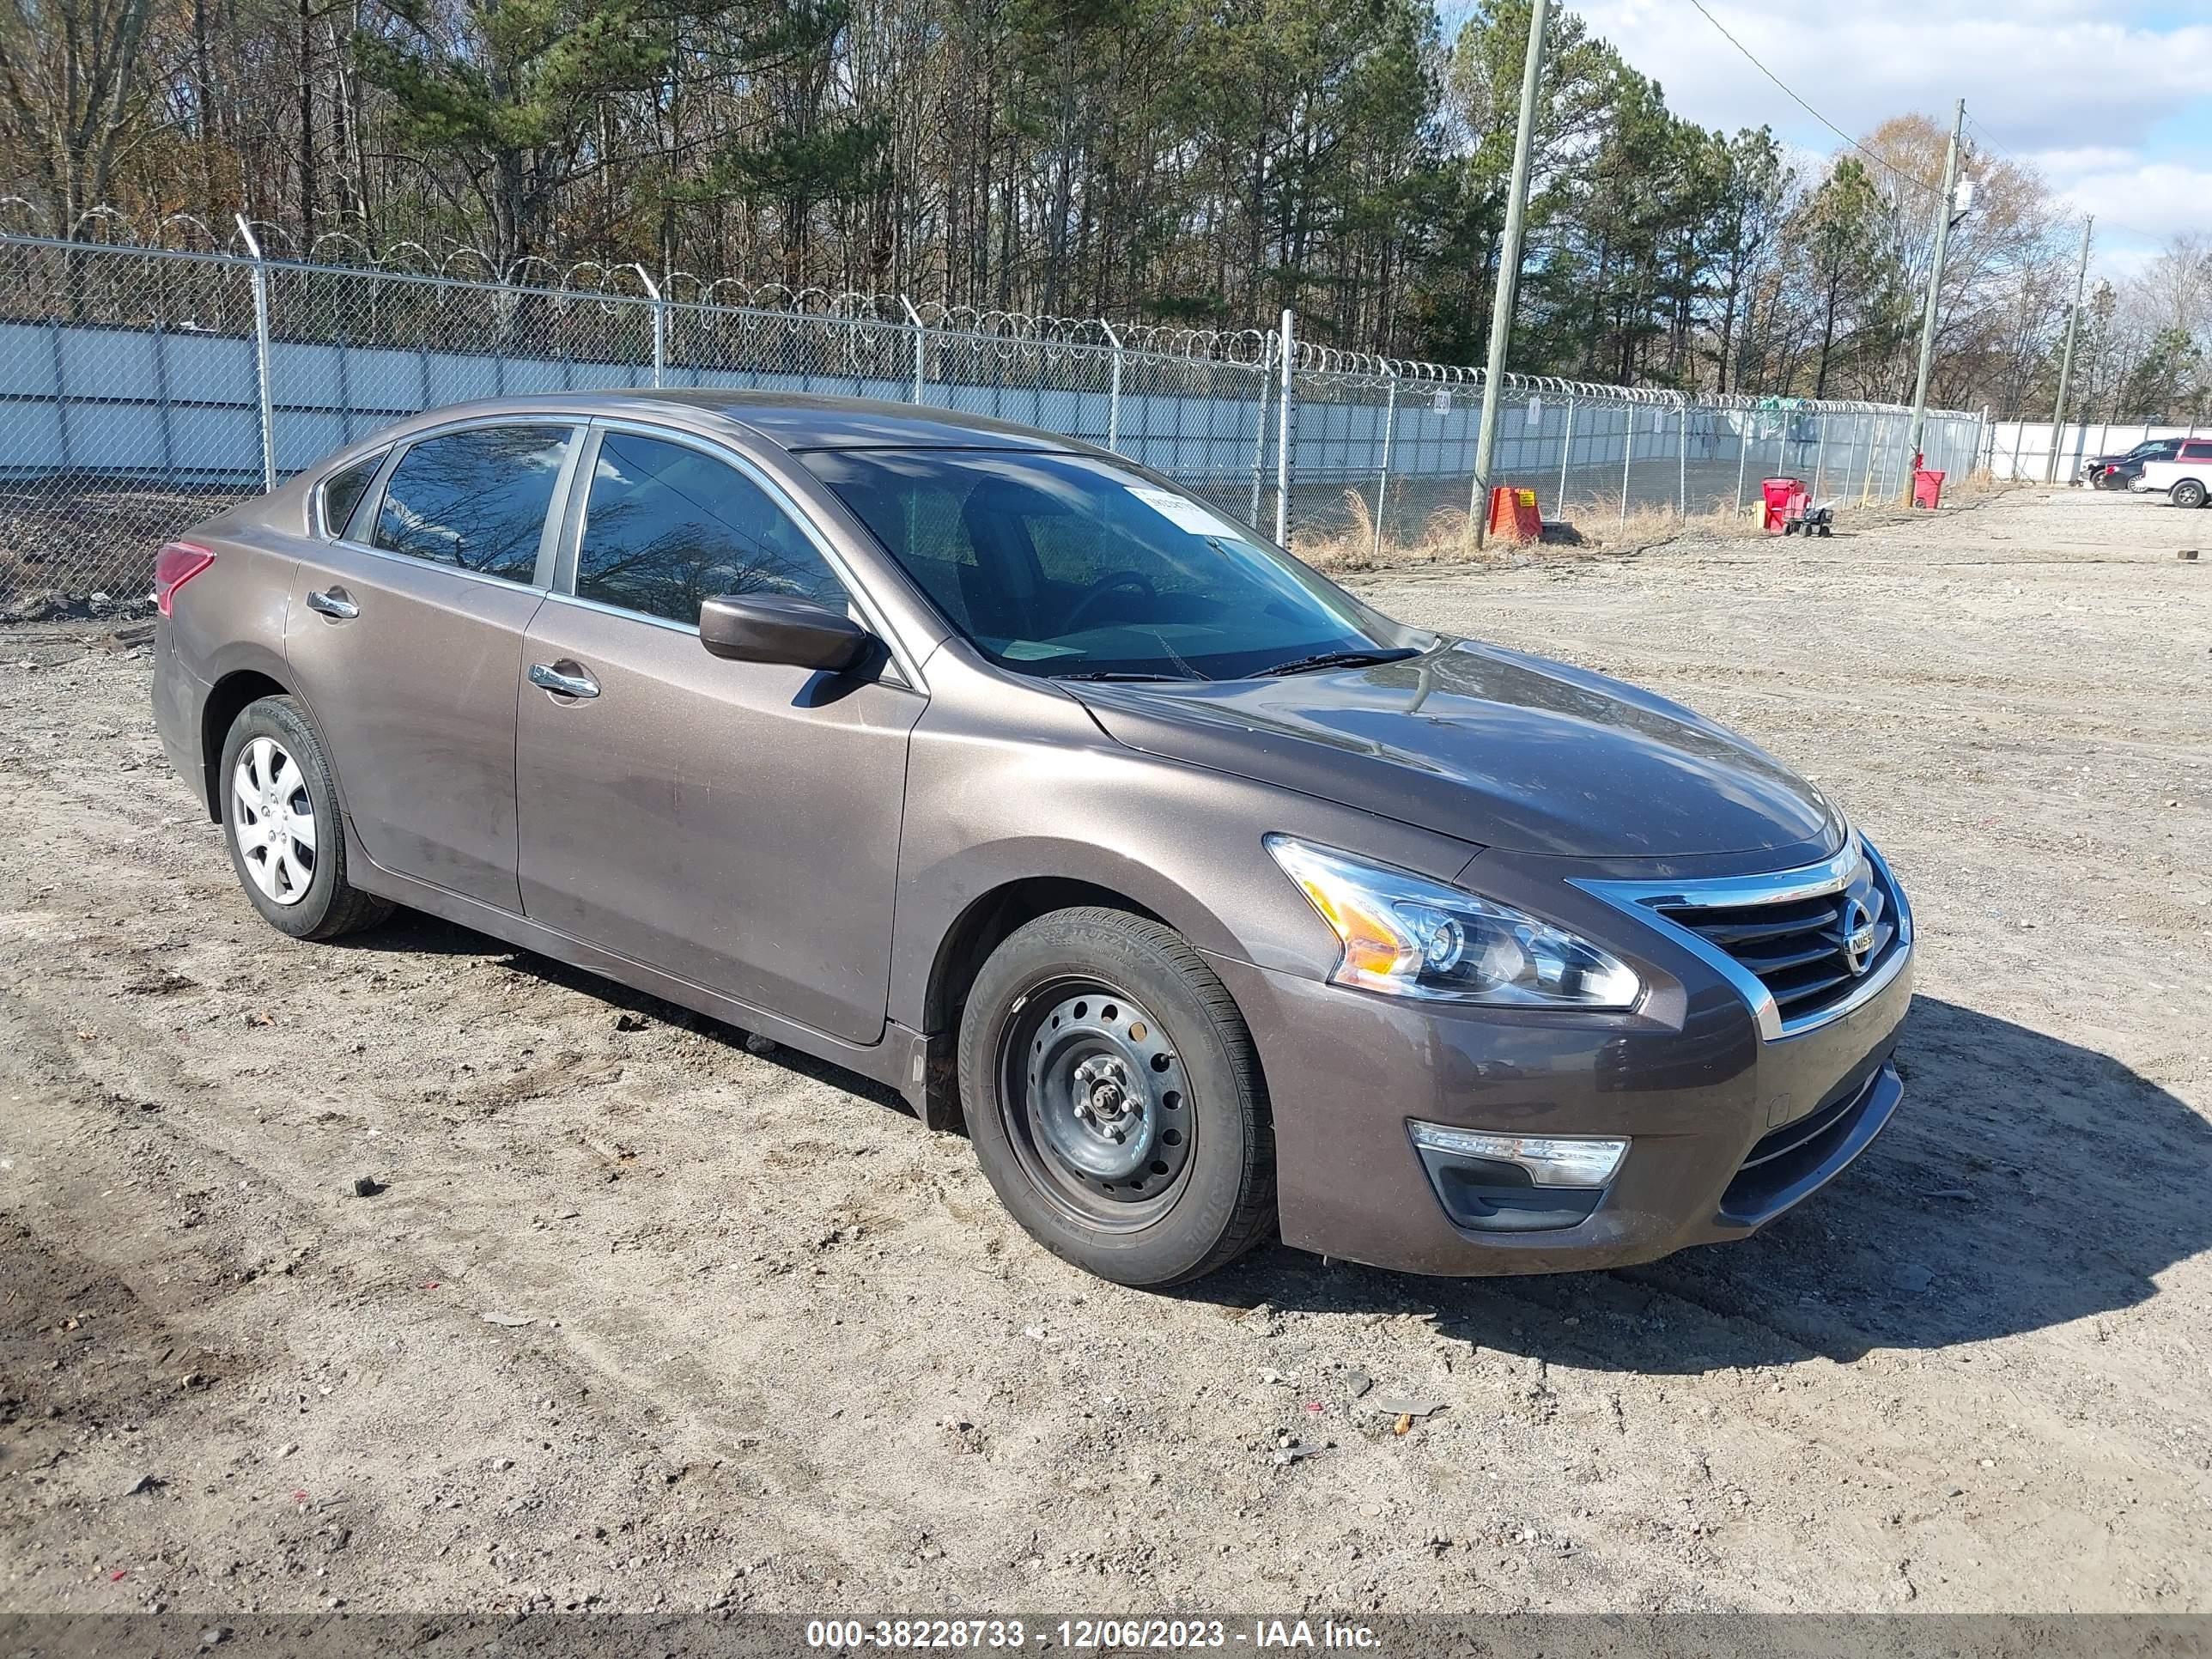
[1467,0,2212,281]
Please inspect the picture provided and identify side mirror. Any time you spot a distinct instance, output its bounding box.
[699,592,872,672]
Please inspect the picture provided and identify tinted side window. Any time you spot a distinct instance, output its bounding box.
[2183,441,2212,462]
[575,432,848,625]
[372,425,573,582]
[320,453,383,539]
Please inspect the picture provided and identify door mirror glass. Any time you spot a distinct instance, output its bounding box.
[700,593,872,672]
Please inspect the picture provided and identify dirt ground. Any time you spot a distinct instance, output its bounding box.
[0,486,2206,1619]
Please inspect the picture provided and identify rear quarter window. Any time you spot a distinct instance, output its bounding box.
[318,453,384,539]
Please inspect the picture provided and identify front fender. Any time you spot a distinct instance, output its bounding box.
[884,659,1484,1036]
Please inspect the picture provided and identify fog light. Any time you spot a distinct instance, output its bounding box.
[1407,1122,1628,1188]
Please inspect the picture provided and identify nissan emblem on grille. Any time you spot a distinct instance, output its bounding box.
[1839,896,1877,975]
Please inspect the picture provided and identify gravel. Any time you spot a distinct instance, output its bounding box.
[0,486,2205,1614]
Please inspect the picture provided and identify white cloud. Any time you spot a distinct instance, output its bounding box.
[2086,243,2163,284]
[2056,162,2212,245]
[1571,2,2212,156]
[2033,147,2144,178]
[1559,0,2210,283]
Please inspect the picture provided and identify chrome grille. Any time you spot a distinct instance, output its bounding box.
[1663,871,1902,1026]
[1657,856,1899,1027]
[1571,836,1913,1040]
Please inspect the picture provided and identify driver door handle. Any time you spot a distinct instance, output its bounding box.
[529,661,600,700]
[304,586,358,620]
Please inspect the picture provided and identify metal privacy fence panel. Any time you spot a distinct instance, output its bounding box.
[1984,419,2208,483]
[0,230,1981,614]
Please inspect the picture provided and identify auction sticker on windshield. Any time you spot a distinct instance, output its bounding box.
[1128,484,1245,541]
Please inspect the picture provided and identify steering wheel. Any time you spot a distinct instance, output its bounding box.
[1061,569,1157,633]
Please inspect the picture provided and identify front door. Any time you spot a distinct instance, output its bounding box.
[284,421,580,910]
[513,425,921,1045]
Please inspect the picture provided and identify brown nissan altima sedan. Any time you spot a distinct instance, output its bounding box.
[149,392,1913,1287]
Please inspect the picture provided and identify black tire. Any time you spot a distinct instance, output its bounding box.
[2173,479,2207,510]
[217,695,391,940]
[957,907,1275,1287]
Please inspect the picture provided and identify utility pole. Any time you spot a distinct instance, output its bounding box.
[1468,0,1549,551]
[1903,97,1965,501]
[2044,216,2094,484]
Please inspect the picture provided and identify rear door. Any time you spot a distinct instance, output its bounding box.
[285,420,583,911]
[513,422,923,1044]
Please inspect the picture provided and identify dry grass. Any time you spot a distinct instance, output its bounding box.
[1298,473,2021,573]
[1302,489,1486,574]
[1302,489,1757,573]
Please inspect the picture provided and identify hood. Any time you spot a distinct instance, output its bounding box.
[1064,639,1840,860]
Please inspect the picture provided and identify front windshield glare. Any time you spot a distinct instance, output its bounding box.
[800,447,1397,680]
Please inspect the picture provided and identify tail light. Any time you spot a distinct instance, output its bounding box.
[153,541,216,616]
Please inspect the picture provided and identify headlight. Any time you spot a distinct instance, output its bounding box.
[1265,836,1641,1009]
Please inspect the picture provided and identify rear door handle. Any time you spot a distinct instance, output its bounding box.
[305,586,358,620]
[529,661,600,700]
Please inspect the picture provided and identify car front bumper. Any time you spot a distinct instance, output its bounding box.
[1206,854,1913,1278]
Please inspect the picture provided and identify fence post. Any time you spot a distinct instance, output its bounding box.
[899,296,926,403]
[1248,334,1273,529]
[1557,395,1574,516]
[1375,374,1398,558]
[1619,404,1632,522]
[1733,409,1749,514]
[234,215,276,493]
[631,264,665,388]
[1676,398,1687,517]
[1098,319,1124,454]
[43,310,72,473]
[1813,410,1828,501]
[1274,308,1295,548]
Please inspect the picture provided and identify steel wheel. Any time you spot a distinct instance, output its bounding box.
[997,977,1194,1231]
[959,907,1276,1286]
[229,735,316,906]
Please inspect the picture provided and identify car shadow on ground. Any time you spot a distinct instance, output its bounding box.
[330,908,911,1113]
[1187,996,2211,1374]
[336,915,2207,1373]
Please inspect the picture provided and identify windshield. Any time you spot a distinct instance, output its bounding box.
[800,447,1401,680]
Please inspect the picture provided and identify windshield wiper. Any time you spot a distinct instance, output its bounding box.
[1253,647,1419,678]
[1050,670,1193,683]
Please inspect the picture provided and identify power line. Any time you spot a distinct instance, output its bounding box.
[1963,111,2096,240]
[1681,0,1947,199]
[1961,112,2023,168]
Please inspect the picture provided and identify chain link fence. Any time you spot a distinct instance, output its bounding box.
[1282,363,1985,554]
[0,230,1981,616]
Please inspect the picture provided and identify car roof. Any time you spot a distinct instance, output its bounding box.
[460,389,1090,454]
